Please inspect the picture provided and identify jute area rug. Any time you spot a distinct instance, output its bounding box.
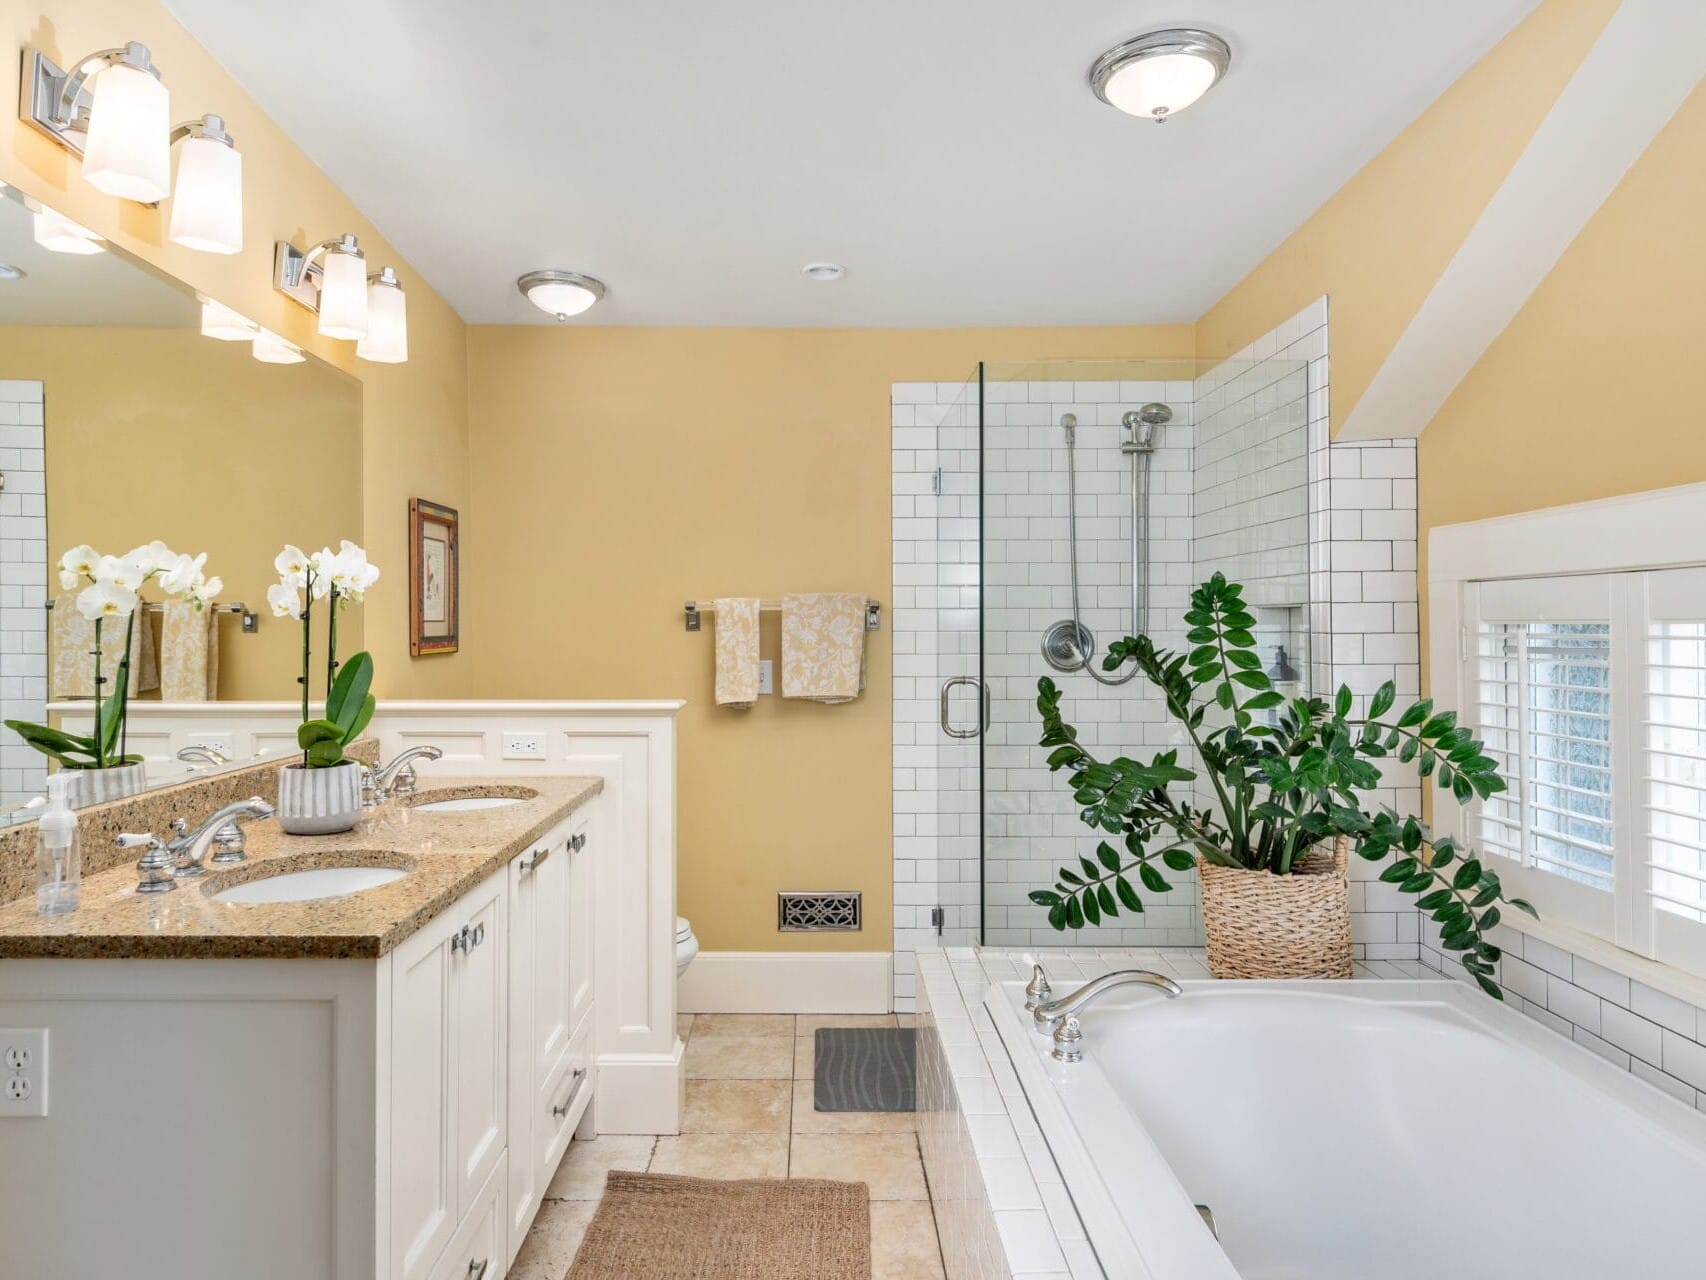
[566,1171,872,1279]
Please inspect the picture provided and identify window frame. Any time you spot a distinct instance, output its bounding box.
[1430,482,1706,981]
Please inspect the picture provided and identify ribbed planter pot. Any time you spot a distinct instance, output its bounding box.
[276,761,363,835]
[1199,835,1353,979]
[64,763,147,808]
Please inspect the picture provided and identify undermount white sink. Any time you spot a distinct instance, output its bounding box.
[211,866,408,905]
[410,796,525,813]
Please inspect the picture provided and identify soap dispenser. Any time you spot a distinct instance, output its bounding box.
[35,772,80,916]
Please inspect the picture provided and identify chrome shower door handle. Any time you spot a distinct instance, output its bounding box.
[939,676,988,739]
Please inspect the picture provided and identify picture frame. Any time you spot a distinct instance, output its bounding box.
[409,498,459,656]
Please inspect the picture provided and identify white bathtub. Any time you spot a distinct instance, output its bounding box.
[986,978,1706,1279]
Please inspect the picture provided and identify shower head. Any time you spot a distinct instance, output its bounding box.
[1121,402,1171,453]
[1060,412,1078,438]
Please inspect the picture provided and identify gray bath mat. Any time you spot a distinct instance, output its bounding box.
[813,1028,916,1112]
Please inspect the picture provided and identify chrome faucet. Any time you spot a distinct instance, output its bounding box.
[365,745,444,805]
[165,797,275,876]
[1031,967,1183,1062]
[176,745,231,769]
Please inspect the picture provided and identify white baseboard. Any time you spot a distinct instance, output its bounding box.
[677,951,893,1014]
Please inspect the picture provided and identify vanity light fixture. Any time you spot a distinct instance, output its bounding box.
[26,200,104,255]
[801,262,845,282]
[356,267,408,363]
[22,42,171,202]
[167,115,242,254]
[1089,29,1231,122]
[517,269,605,321]
[198,296,258,342]
[251,328,305,365]
[273,233,370,340]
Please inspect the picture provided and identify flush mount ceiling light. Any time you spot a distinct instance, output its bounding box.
[25,199,105,255]
[518,270,606,321]
[21,42,244,247]
[1089,29,1231,123]
[802,262,845,282]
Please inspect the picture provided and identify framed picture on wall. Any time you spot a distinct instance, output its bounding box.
[409,498,459,656]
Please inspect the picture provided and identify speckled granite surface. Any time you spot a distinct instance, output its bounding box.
[0,740,380,905]
[0,775,600,960]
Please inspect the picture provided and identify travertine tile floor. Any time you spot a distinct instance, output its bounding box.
[511,1012,946,1280]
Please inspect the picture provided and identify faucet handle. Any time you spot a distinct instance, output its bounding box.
[118,832,177,895]
[1024,962,1053,1011]
[1051,1015,1084,1063]
[391,764,419,796]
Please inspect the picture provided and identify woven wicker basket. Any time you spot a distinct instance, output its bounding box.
[1198,836,1353,979]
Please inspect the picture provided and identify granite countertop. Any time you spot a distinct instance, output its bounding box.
[0,776,601,960]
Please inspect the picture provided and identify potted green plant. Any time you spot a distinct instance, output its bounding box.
[269,542,379,835]
[1033,573,1532,998]
[6,542,221,806]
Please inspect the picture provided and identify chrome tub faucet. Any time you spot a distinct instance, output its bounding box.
[1028,964,1183,1062]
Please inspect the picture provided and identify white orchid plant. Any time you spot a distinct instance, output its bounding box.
[4,541,222,770]
[271,541,380,769]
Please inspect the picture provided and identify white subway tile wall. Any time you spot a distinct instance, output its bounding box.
[891,299,1429,1008]
[0,380,47,806]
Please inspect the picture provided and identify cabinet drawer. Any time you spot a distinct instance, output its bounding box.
[539,1015,594,1191]
[430,1151,506,1280]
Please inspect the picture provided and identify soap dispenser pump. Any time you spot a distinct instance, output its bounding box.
[35,772,80,916]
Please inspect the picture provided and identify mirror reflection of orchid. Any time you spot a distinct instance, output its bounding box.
[4,541,222,770]
[270,541,380,768]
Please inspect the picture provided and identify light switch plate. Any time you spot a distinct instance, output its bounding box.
[0,1027,47,1118]
[758,660,774,695]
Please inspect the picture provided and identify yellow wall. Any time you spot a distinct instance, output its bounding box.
[0,326,362,699]
[1193,0,1617,435]
[466,325,1192,952]
[0,0,470,698]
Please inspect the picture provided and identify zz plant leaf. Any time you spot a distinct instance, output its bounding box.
[1034,572,1531,1000]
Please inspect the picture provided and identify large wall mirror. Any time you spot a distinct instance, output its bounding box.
[0,186,362,817]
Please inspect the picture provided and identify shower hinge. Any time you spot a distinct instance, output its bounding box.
[930,906,944,936]
[931,467,943,495]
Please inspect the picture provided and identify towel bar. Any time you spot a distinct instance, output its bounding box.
[684,599,881,632]
[45,599,259,632]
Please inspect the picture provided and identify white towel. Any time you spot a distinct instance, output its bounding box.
[781,594,867,704]
[713,598,761,709]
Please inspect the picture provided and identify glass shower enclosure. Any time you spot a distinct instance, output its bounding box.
[921,356,1313,948]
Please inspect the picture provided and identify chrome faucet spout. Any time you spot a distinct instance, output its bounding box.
[367,745,444,803]
[1032,968,1182,1035]
[166,797,275,874]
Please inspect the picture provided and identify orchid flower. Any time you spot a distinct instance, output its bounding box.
[274,544,310,588]
[75,580,138,622]
[267,581,302,619]
[126,540,176,578]
[189,574,223,610]
[96,554,147,592]
[59,544,100,587]
[159,551,208,597]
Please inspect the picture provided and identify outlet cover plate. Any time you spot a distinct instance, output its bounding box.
[758,660,774,695]
[0,1027,47,1118]
[502,732,547,761]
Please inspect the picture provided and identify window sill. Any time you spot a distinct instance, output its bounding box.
[1502,911,1706,1012]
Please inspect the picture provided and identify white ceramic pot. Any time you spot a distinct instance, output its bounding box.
[276,760,363,835]
[64,763,147,808]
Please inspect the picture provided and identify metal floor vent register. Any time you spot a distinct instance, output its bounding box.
[813,1028,916,1112]
[778,891,861,932]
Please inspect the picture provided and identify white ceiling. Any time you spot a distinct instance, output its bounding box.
[165,1,1537,327]
[0,192,199,328]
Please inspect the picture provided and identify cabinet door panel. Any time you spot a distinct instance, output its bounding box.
[390,924,456,1280]
[567,813,595,1037]
[451,879,506,1219]
[531,830,573,1086]
[504,854,538,1256]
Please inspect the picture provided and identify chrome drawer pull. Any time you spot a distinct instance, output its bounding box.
[467,1259,488,1280]
[570,832,586,852]
[450,925,470,954]
[520,846,551,872]
[552,1067,589,1118]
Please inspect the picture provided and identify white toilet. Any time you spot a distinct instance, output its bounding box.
[675,917,700,977]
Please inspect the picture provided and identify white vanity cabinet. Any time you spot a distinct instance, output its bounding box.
[505,808,596,1258]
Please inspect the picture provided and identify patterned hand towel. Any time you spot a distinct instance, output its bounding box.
[49,594,158,699]
[713,598,761,708]
[160,599,220,701]
[781,594,867,704]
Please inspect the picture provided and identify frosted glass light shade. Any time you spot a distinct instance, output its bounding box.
[81,63,170,202]
[200,298,255,341]
[316,248,368,340]
[31,205,105,255]
[525,280,598,318]
[1100,52,1219,119]
[252,328,304,364]
[169,135,242,254]
[356,278,408,363]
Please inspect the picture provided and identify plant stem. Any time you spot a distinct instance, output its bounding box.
[91,617,104,770]
[326,585,339,701]
[300,569,314,767]
[118,610,134,763]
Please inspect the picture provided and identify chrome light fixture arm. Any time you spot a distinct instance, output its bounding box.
[274,233,364,309]
[23,42,161,145]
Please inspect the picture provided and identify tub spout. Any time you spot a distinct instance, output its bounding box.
[1032,968,1182,1035]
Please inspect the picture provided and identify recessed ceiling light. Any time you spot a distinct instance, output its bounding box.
[1090,29,1231,122]
[518,269,606,321]
[802,262,845,282]
[0,263,23,281]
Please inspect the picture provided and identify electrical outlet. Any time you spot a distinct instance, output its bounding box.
[758,660,774,695]
[0,1028,46,1118]
[502,732,546,761]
